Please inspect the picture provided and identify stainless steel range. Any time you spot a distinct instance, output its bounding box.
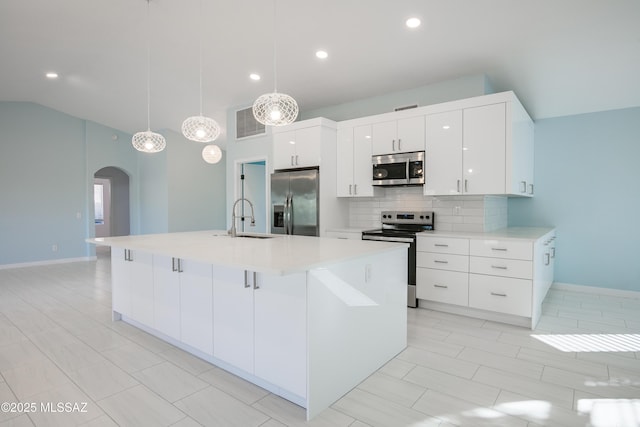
[362,211,434,307]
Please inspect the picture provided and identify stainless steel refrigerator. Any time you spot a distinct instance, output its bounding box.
[271,168,319,236]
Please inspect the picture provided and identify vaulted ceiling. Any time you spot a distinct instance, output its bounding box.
[1,0,639,144]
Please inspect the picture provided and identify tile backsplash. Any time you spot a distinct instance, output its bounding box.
[348,187,507,232]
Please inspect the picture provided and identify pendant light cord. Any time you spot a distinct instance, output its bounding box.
[198,0,203,115]
[146,0,151,131]
[273,0,277,93]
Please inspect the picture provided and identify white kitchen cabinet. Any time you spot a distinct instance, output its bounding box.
[417,229,554,328]
[425,109,463,195]
[463,103,507,195]
[254,271,307,399]
[179,259,214,355]
[372,116,424,155]
[424,94,534,197]
[212,267,255,373]
[337,125,379,197]
[416,236,469,306]
[152,255,181,340]
[273,126,321,170]
[112,249,133,317]
[119,249,153,326]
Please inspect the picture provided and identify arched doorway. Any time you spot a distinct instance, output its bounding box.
[94,167,130,238]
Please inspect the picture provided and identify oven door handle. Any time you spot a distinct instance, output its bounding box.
[362,235,415,243]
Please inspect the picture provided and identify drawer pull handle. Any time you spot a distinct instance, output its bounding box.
[491,248,508,252]
[491,265,508,270]
[434,260,449,264]
[434,244,449,247]
[434,284,448,289]
[491,292,507,297]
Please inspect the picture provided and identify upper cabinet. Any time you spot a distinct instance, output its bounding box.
[273,126,322,170]
[371,116,425,155]
[424,92,534,197]
[337,125,380,197]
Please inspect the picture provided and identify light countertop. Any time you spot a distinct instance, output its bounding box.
[89,231,407,275]
[417,227,555,241]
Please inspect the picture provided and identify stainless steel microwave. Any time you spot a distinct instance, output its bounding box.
[372,151,425,186]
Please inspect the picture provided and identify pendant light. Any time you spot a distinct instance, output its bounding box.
[252,0,298,127]
[202,144,222,164]
[181,0,221,142]
[132,0,166,153]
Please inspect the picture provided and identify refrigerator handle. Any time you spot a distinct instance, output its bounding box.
[288,195,294,235]
[285,194,291,235]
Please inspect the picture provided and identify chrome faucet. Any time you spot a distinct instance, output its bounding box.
[229,198,256,237]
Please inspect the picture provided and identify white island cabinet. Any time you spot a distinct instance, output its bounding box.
[91,231,407,420]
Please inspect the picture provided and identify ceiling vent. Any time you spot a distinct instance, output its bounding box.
[236,107,266,140]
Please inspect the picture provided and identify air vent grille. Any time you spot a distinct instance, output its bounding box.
[236,107,266,139]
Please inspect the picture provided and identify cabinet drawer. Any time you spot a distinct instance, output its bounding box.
[469,257,532,279]
[469,239,532,260]
[417,268,468,306]
[417,252,469,272]
[469,274,532,317]
[417,236,469,255]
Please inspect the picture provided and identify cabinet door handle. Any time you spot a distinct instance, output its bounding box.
[434,284,448,289]
[528,184,534,195]
[464,179,468,193]
[392,139,396,151]
[124,249,128,261]
[551,247,556,258]
[290,155,294,166]
[457,179,461,193]
[253,271,259,289]
[349,184,352,195]
[295,155,299,165]
[354,184,357,195]
[177,258,183,273]
[434,244,449,247]
[491,247,508,252]
[244,270,250,288]
[491,292,507,297]
[172,257,177,272]
[434,260,449,264]
[398,138,402,151]
[520,181,527,193]
[491,265,508,270]
[545,253,550,266]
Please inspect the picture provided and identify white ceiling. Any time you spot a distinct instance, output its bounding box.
[1,0,639,145]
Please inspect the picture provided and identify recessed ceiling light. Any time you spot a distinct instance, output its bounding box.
[405,17,421,29]
[249,73,261,81]
[45,72,59,79]
[315,50,328,59]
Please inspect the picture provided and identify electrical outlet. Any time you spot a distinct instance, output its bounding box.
[52,244,58,252]
[454,206,461,215]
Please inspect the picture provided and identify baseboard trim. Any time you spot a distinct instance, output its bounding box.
[552,282,640,300]
[0,256,97,270]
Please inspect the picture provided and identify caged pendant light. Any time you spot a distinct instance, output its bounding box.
[132,0,166,153]
[252,0,298,127]
[181,0,221,143]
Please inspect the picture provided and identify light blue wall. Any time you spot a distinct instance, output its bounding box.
[0,101,227,266]
[166,130,227,233]
[509,107,640,291]
[0,102,87,265]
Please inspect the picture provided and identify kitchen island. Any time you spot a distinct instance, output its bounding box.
[89,231,408,420]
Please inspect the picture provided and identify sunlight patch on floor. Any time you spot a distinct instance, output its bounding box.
[578,398,640,426]
[531,334,640,352]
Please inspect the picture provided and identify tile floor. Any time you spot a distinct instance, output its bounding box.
[0,249,639,426]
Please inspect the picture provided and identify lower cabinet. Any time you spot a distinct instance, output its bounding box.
[152,255,214,354]
[468,274,532,317]
[111,249,153,324]
[254,272,307,398]
[416,230,555,328]
[212,267,255,373]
